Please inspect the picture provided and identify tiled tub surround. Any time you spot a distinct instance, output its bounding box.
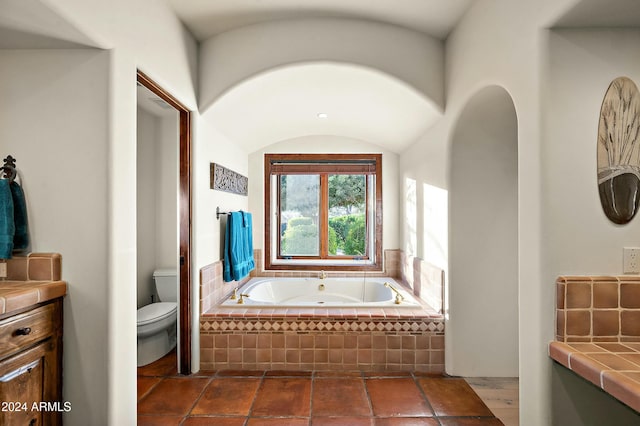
[200,249,445,372]
[219,277,423,308]
[200,310,444,372]
[200,249,443,314]
[549,276,640,413]
[400,251,445,315]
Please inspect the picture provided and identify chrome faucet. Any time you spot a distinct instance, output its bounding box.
[384,282,404,305]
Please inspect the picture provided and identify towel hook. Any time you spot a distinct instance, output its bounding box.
[1,156,17,182]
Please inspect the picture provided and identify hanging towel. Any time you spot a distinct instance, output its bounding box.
[223,211,255,282]
[0,179,15,259]
[10,181,28,252]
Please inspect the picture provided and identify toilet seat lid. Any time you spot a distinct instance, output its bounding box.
[137,302,177,326]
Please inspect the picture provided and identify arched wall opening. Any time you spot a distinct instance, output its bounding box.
[206,61,442,154]
[448,85,519,377]
[199,17,445,113]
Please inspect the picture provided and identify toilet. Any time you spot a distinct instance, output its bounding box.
[137,269,178,367]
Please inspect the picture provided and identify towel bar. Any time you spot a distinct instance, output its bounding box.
[216,206,230,220]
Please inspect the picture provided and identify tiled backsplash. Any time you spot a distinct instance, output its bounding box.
[551,275,640,415]
[3,253,62,281]
[400,252,444,314]
[556,276,640,342]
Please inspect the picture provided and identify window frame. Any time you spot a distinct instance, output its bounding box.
[264,153,383,271]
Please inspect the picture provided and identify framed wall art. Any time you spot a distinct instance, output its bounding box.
[597,76,640,225]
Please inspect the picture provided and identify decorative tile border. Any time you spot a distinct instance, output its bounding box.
[201,317,445,334]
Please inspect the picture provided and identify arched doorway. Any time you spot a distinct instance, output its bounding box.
[448,85,519,377]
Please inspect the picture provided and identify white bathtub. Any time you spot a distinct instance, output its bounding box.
[220,277,422,308]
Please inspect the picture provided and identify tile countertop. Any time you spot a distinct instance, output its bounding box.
[0,280,67,316]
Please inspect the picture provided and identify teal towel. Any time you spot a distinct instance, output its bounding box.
[0,179,15,259]
[223,211,255,282]
[10,182,28,251]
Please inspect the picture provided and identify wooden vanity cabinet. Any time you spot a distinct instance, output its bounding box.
[0,299,63,426]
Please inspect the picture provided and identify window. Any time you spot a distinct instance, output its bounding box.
[265,154,382,271]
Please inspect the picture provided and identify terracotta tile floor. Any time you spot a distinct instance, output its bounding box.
[138,351,505,425]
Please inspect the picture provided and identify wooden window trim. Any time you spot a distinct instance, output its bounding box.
[264,153,382,271]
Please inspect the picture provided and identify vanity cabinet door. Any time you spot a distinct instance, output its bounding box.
[0,339,58,426]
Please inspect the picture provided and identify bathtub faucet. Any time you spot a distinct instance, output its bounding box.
[320,270,327,280]
[384,282,404,305]
[237,293,250,304]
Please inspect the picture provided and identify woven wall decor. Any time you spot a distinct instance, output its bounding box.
[210,163,248,196]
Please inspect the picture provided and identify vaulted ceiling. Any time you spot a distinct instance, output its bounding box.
[168,0,475,153]
[167,0,474,41]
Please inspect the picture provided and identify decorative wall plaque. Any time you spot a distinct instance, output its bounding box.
[210,163,248,196]
[597,77,640,224]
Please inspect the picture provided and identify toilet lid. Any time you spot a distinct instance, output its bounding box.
[137,302,177,326]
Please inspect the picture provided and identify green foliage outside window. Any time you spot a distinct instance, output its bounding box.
[281,217,337,255]
[328,214,365,255]
[344,216,366,256]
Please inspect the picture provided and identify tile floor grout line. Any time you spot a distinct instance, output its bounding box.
[184,374,216,419]
[410,372,440,422]
[246,371,267,421]
[360,372,375,423]
[309,371,316,423]
[137,376,164,404]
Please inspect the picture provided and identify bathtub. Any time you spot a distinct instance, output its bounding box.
[220,277,422,308]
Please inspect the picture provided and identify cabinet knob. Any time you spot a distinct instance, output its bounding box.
[15,327,32,336]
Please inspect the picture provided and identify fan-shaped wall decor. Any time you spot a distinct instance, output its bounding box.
[597,76,640,225]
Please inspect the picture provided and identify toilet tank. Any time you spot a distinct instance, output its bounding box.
[153,269,177,302]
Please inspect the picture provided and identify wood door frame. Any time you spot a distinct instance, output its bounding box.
[137,70,192,374]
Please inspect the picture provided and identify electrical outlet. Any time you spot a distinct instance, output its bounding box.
[623,247,640,274]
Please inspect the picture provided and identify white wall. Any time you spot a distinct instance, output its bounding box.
[136,107,179,308]
[193,111,249,268]
[449,86,518,377]
[136,107,157,307]
[155,112,179,269]
[0,49,110,425]
[248,135,400,260]
[399,1,581,424]
[544,28,640,424]
[32,1,199,424]
[199,18,444,113]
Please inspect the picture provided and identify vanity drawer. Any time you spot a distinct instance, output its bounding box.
[0,304,55,360]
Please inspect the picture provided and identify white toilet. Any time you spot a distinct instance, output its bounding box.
[137,269,178,367]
